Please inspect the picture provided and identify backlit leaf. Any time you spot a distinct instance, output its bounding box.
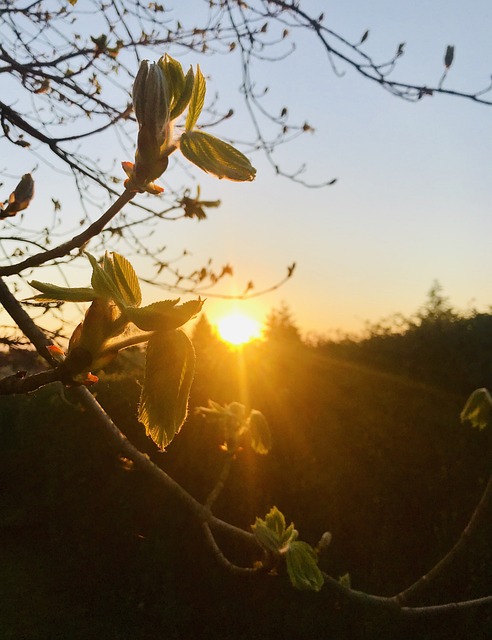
[180,131,256,182]
[87,252,121,303]
[460,388,492,430]
[159,54,185,108]
[138,329,196,449]
[103,252,142,307]
[170,66,195,120]
[248,410,272,455]
[252,507,297,553]
[29,281,96,303]
[185,65,206,131]
[126,298,203,331]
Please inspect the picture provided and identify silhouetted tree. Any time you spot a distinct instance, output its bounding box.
[264,302,302,344]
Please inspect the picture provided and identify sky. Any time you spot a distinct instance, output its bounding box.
[2,1,492,339]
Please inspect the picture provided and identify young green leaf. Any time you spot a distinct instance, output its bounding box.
[252,518,284,554]
[103,252,142,308]
[265,506,287,539]
[252,507,297,553]
[248,410,272,455]
[126,298,203,331]
[138,329,196,449]
[180,131,256,182]
[286,541,324,592]
[159,54,185,108]
[185,65,206,131]
[29,281,97,303]
[87,252,122,304]
[170,66,195,120]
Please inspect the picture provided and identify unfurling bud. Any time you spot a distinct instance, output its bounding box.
[316,531,332,554]
[1,174,35,218]
[124,60,174,193]
[124,54,256,192]
[133,60,171,147]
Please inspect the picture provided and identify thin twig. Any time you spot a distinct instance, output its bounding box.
[201,520,261,575]
[0,368,60,394]
[394,470,492,605]
[205,453,235,510]
[0,189,135,276]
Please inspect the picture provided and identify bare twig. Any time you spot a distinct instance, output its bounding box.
[205,453,235,511]
[395,470,492,605]
[0,368,60,395]
[0,189,135,276]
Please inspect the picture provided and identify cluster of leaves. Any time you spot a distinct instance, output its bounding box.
[124,54,256,194]
[196,400,272,455]
[30,251,202,448]
[252,506,325,592]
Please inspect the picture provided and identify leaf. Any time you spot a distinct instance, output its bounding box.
[87,253,122,303]
[248,410,272,455]
[185,65,206,131]
[138,329,196,449]
[180,131,256,182]
[285,542,324,592]
[103,252,142,308]
[160,54,185,108]
[170,66,195,121]
[29,281,97,303]
[126,298,203,332]
[265,506,286,538]
[460,388,492,430]
[67,0,78,5]
[252,506,297,553]
[252,519,283,554]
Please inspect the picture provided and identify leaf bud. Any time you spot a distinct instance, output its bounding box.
[133,60,170,145]
[128,60,174,191]
[316,531,332,553]
[444,45,455,69]
[1,174,35,217]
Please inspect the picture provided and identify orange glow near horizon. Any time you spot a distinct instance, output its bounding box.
[216,312,262,346]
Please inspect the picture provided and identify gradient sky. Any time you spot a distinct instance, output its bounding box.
[3,1,492,339]
[194,0,492,337]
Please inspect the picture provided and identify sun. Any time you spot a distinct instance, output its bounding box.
[216,313,262,346]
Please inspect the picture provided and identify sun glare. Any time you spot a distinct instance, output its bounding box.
[216,313,261,346]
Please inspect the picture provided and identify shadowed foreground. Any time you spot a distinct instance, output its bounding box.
[0,344,491,639]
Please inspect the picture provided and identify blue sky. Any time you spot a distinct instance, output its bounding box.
[3,1,492,338]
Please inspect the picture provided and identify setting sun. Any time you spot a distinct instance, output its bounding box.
[216,313,262,346]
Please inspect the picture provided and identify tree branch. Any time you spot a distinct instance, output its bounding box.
[0,189,135,276]
[395,470,492,605]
